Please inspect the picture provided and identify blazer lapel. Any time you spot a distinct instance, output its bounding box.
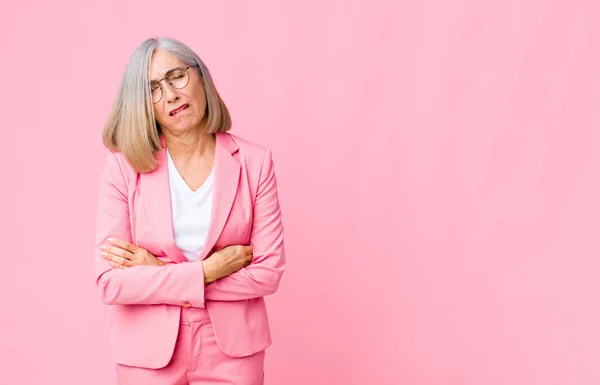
[140,133,240,263]
[200,132,241,260]
[139,135,187,263]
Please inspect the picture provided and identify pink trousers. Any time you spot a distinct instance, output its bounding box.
[116,306,265,385]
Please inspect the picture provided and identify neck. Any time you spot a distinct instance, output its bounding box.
[162,129,216,161]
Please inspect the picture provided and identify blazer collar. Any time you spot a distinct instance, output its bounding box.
[142,132,240,263]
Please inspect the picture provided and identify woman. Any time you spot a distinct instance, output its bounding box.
[95,37,285,385]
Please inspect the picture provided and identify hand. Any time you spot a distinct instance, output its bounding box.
[203,245,253,283]
[100,237,166,269]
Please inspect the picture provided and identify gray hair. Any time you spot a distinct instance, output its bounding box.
[102,37,231,173]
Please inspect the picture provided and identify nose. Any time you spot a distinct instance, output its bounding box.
[162,81,179,103]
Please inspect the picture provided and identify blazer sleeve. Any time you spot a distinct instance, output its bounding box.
[204,148,286,301]
[94,151,206,307]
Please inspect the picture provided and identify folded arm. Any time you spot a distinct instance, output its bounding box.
[94,152,206,307]
[204,148,286,301]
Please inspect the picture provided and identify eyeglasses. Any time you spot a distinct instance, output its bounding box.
[149,65,199,104]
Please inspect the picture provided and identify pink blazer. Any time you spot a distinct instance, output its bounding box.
[94,132,285,369]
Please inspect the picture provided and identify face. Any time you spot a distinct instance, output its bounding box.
[148,50,207,135]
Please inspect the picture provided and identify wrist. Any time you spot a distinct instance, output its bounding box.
[202,259,219,284]
[151,253,166,267]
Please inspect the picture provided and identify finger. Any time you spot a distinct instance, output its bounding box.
[108,260,125,270]
[102,251,133,267]
[106,237,138,253]
[101,251,135,267]
[101,244,134,260]
[244,246,253,254]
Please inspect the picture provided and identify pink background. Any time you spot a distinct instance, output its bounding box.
[2,1,600,384]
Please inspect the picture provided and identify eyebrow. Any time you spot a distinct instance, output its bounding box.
[148,66,184,83]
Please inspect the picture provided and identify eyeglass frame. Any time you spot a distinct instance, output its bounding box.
[148,65,200,104]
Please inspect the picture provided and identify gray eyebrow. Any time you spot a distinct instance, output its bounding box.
[148,66,184,83]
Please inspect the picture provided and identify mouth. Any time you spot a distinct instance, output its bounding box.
[170,104,189,116]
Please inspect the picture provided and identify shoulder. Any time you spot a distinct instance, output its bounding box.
[222,132,271,158]
[101,149,139,185]
[219,132,278,181]
[220,132,276,169]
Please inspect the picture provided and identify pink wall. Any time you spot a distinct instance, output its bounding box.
[2,1,600,384]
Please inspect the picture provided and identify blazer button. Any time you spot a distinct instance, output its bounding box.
[183,302,192,308]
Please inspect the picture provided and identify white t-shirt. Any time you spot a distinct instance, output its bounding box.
[166,148,214,262]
